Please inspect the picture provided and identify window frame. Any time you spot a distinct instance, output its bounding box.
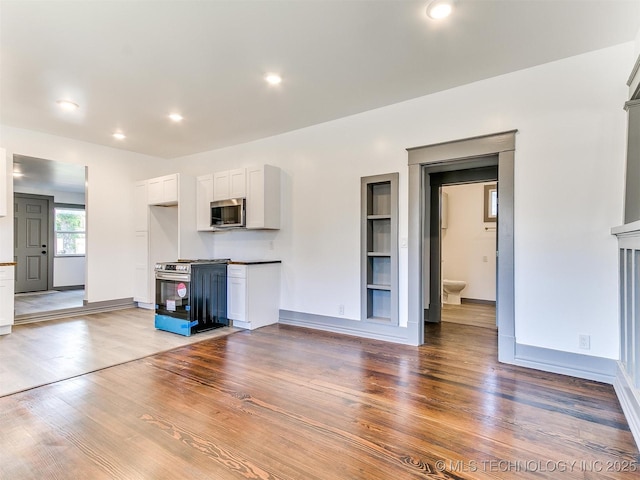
[54,203,86,258]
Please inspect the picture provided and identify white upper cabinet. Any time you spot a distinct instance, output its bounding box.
[0,148,6,217]
[229,168,246,198]
[213,168,245,201]
[196,174,214,231]
[196,165,280,231]
[246,164,280,230]
[148,174,179,205]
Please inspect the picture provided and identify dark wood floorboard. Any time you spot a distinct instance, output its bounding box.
[0,322,637,479]
[442,302,496,329]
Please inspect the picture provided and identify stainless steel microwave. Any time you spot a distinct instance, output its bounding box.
[211,198,245,228]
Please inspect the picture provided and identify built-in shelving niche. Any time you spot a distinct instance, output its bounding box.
[361,173,398,324]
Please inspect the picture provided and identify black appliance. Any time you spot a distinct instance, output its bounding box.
[154,259,229,336]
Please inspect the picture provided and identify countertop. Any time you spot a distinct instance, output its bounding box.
[228,260,281,265]
[0,262,17,267]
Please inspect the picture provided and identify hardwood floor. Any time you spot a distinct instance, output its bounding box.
[0,308,237,397]
[0,322,637,479]
[442,301,496,329]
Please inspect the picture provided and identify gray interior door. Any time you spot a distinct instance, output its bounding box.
[14,195,50,293]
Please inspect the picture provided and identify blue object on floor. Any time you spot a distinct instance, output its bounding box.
[154,314,197,336]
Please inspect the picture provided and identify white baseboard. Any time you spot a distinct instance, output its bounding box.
[279,309,411,344]
[614,362,640,449]
[136,302,155,310]
[514,343,616,384]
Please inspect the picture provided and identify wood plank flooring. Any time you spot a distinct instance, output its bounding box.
[0,322,637,479]
[14,289,85,317]
[0,308,237,397]
[442,302,496,329]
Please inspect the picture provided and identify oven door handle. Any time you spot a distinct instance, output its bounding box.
[155,273,191,282]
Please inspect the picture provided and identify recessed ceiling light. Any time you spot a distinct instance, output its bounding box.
[56,99,79,111]
[265,73,282,85]
[169,113,183,122]
[112,132,126,140]
[426,1,453,20]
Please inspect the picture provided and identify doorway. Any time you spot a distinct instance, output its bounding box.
[426,165,498,324]
[12,155,87,319]
[439,181,498,329]
[407,130,516,363]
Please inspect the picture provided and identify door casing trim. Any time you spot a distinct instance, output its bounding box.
[406,130,516,363]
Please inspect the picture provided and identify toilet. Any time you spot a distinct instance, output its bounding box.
[443,279,466,305]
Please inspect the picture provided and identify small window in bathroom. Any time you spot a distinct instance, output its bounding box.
[484,184,497,222]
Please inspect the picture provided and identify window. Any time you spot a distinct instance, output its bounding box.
[55,206,86,256]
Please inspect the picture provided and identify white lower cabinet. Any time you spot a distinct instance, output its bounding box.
[0,265,15,335]
[227,262,280,330]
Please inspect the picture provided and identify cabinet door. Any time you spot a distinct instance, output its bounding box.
[245,166,264,229]
[227,276,247,321]
[162,174,178,203]
[148,174,178,205]
[147,177,163,205]
[0,267,14,327]
[229,168,246,198]
[133,231,151,303]
[196,174,213,231]
[0,147,6,217]
[134,181,148,231]
[213,171,230,201]
[246,165,280,229]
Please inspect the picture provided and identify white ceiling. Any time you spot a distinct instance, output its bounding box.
[1,0,639,159]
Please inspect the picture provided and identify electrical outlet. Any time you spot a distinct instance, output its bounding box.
[482,255,488,262]
[579,334,591,350]
[269,240,274,250]
[339,304,345,315]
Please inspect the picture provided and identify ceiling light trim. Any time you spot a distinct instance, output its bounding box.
[265,73,282,85]
[56,99,80,111]
[426,0,453,20]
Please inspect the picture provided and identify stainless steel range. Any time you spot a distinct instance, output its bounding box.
[154,259,230,336]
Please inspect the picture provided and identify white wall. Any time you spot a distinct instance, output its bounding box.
[175,42,633,359]
[53,257,85,287]
[442,183,496,302]
[0,126,172,303]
